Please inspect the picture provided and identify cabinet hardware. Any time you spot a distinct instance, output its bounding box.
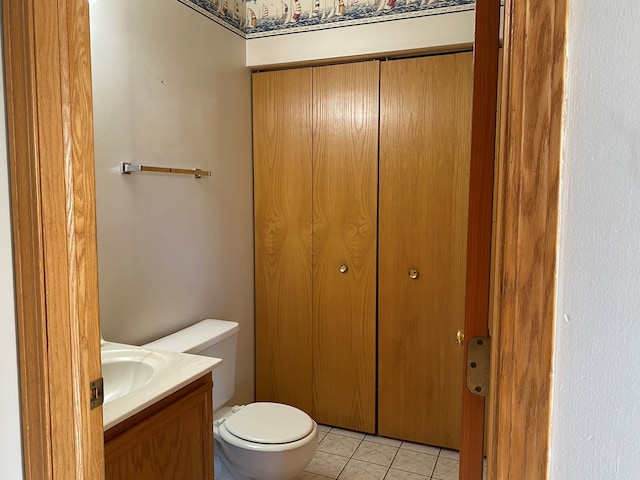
[408,269,419,279]
[339,264,348,273]
[456,330,465,346]
[466,337,491,397]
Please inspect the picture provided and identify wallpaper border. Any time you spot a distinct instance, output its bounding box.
[177,0,475,39]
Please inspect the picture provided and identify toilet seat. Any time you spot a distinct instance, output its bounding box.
[224,402,314,444]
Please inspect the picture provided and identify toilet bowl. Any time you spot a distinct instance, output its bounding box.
[213,403,318,480]
[143,319,318,479]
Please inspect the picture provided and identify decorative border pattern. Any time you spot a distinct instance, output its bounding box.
[178,0,475,39]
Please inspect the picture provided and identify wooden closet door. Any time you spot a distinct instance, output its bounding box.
[253,69,314,414]
[378,53,473,448]
[312,62,379,432]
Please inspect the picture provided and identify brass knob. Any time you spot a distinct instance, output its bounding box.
[408,269,419,279]
[339,264,348,273]
[456,330,465,346]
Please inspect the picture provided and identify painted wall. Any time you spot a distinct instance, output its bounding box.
[550,0,640,477]
[90,0,255,405]
[0,15,25,479]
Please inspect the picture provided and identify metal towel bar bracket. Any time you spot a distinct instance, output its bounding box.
[119,162,211,178]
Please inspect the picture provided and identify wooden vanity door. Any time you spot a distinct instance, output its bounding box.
[104,375,213,480]
[253,68,314,415]
[378,52,473,449]
[311,61,379,433]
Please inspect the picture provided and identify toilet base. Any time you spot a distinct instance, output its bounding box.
[214,440,250,480]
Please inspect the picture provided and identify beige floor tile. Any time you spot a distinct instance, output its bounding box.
[307,425,473,480]
[365,434,403,448]
[432,457,459,480]
[352,441,399,467]
[400,441,441,457]
[318,424,332,433]
[305,451,349,478]
[338,459,388,480]
[390,449,437,476]
[438,448,460,460]
[294,472,335,480]
[329,427,367,440]
[384,468,430,480]
[318,433,362,457]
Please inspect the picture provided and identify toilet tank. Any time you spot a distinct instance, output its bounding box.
[143,319,239,411]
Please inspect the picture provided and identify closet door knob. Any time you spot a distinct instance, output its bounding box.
[408,269,419,279]
[339,264,348,273]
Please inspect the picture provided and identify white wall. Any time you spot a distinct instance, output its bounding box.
[0,14,25,479]
[246,10,475,66]
[90,0,254,405]
[550,0,640,477]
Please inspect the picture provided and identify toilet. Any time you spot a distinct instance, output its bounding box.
[143,319,318,480]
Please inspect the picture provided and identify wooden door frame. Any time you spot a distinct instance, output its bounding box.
[3,0,567,478]
[3,0,104,478]
[486,0,568,478]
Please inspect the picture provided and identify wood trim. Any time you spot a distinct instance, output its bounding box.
[460,0,501,475]
[3,0,105,478]
[2,1,51,476]
[488,0,569,478]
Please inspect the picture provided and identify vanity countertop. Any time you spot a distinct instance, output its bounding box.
[101,341,221,431]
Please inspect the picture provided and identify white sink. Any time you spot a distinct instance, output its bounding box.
[101,346,164,403]
[100,341,221,430]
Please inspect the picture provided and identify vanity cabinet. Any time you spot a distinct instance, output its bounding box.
[254,52,472,448]
[104,373,213,480]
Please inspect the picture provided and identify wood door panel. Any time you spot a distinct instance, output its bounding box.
[378,53,473,448]
[311,62,379,432]
[253,69,314,414]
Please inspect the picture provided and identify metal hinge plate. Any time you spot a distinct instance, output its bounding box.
[466,336,491,397]
[90,377,104,409]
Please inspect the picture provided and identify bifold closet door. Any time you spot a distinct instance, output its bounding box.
[378,53,473,448]
[253,68,314,415]
[311,62,379,433]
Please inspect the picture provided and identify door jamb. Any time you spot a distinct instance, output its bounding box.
[486,0,568,478]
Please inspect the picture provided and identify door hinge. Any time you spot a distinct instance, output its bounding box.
[90,377,104,409]
[466,336,491,397]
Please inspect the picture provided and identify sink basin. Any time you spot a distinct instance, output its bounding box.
[100,341,221,430]
[101,346,167,403]
[102,357,154,403]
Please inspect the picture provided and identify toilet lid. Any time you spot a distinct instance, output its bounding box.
[224,402,314,444]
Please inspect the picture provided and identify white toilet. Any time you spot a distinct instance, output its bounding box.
[143,319,318,480]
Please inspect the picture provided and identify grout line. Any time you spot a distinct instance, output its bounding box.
[334,433,362,480]
[315,425,459,480]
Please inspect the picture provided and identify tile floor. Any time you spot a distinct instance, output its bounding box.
[295,425,487,480]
